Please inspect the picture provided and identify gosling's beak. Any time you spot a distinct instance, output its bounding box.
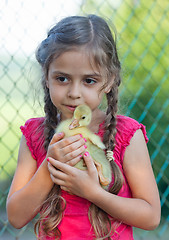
[69,119,79,129]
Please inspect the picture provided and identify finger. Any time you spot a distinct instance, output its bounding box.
[83,152,97,173]
[63,137,86,154]
[50,174,66,186]
[47,159,67,185]
[63,143,87,161]
[48,161,66,179]
[67,155,83,167]
[61,186,72,194]
[58,134,83,148]
[50,132,65,145]
[48,157,73,175]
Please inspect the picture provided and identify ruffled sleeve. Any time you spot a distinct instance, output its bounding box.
[20,118,46,166]
[114,115,149,166]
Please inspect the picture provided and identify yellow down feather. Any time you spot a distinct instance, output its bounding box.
[55,104,112,189]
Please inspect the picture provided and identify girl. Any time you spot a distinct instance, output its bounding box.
[6,15,161,239]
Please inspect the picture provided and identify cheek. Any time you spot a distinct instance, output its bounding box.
[49,87,63,103]
[84,89,103,106]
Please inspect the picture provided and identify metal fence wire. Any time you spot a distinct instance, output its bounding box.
[0,0,169,239]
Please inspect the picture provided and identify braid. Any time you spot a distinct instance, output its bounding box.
[34,79,64,239]
[43,78,58,150]
[104,81,124,195]
[104,85,118,151]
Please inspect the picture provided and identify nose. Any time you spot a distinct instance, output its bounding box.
[68,82,81,99]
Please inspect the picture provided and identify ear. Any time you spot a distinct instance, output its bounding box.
[104,75,115,93]
[104,85,111,93]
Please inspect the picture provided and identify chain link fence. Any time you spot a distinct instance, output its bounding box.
[0,0,169,239]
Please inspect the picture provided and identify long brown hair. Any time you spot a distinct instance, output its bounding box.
[35,14,123,239]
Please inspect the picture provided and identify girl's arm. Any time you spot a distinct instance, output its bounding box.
[48,129,161,230]
[6,135,54,228]
[7,132,86,229]
[90,129,161,230]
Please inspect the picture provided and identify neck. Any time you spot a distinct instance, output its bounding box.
[89,108,106,133]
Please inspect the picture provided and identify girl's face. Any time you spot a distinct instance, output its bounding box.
[47,48,111,120]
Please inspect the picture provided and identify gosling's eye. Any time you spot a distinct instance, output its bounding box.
[82,116,86,119]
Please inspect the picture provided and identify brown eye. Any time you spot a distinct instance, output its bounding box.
[57,76,68,83]
[85,78,96,84]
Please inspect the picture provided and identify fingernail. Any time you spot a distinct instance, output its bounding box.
[79,155,83,158]
[84,138,87,142]
[84,145,87,149]
[58,132,63,136]
[84,152,89,157]
[47,158,50,162]
[79,134,83,138]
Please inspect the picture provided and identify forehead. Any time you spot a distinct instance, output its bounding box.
[49,48,101,76]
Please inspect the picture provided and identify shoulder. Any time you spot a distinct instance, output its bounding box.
[113,115,148,166]
[116,115,148,145]
[116,115,141,130]
[20,117,45,160]
[20,117,45,137]
[20,117,45,131]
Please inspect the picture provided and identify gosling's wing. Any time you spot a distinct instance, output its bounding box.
[87,133,105,150]
[87,142,112,184]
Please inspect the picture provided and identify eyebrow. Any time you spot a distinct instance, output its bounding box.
[51,70,102,78]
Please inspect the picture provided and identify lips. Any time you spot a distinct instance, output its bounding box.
[65,105,77,112]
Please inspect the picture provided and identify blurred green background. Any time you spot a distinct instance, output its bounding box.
[0,0,169,239]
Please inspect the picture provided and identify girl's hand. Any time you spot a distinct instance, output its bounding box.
[47,152,101,199]
[47,132,87,166]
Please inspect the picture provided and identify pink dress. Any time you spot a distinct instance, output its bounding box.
[20,115,148,240]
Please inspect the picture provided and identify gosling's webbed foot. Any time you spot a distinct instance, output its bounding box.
[94,160,110,186]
